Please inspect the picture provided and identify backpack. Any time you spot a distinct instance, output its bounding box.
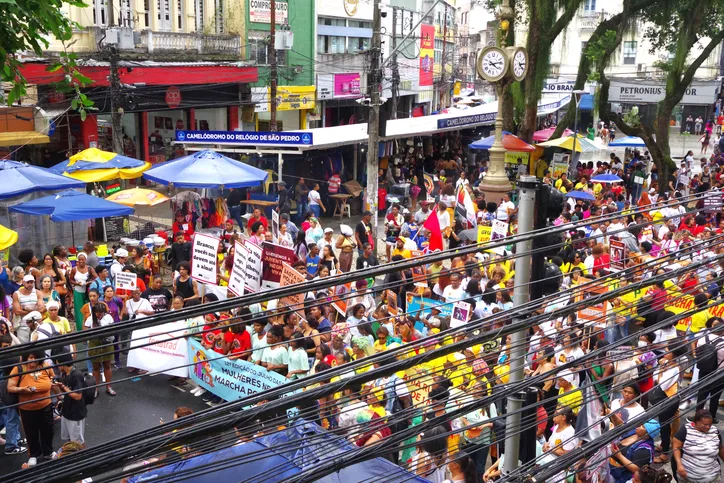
[36,324,71,360]
[697,334,720,373]
[82,372,97,405]
[383,375,409,435]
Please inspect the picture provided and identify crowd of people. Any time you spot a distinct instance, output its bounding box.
[5,132,724,483]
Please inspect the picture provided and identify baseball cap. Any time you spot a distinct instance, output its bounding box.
[116,248,129,257]
[22,274,35,283]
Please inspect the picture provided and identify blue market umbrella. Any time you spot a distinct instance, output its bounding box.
[469,131,511,149]
[609,136,646,147]
[0,160,84,199]
[591,174,623,184]
[143,149,269,188]
[567,190,596,201]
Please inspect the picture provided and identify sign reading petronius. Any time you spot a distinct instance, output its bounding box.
[176,130,313,146]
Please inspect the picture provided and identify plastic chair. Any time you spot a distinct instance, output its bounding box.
[342,204,351,218]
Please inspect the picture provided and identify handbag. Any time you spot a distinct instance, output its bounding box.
[647,385,668,406]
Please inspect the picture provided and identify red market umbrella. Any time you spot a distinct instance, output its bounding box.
[469,132,536,152]
[533,127,574,142]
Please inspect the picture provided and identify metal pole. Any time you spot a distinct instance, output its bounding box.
[278,152,283,181]
[570,94,580,177]
[270,0,278,132]
[366,0,382,240]
[440,5,448,108]
[390,7,399,120]
[503,174,537,476]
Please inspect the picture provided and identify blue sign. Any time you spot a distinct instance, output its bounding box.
[176,130,314,146]
[437,112,496,129]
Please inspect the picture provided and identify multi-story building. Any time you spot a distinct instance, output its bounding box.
[12,1,260,165]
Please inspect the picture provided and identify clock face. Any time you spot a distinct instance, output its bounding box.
[513,49,527,80]
[480,49,507,81]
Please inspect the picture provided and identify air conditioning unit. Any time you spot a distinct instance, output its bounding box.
[275,31,294,50]
[637,63,647,72]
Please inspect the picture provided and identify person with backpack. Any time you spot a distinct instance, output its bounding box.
[0,334,27,455]
[695,316,724,420]
[53,352,88,446]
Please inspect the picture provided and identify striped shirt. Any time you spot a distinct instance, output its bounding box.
[674,423,723,482]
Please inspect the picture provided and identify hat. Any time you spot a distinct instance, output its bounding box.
[22,274,35,283]
[340,224,353,236]
[46,300,60,310]
[440,170,446,175]
[22,311,42,323]
[116,248,129,257]
[76,252,88,260]
[324,227,334,233]
[278,181,287,187]
[643,419,661,439]
[558,369,576,384]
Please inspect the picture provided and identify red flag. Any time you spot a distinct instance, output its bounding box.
[423,210,444,252]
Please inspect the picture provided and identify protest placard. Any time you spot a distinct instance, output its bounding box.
[115,271,137,291]
[127,321,189,377]
[261,242,298,288]
[279,262,306,313]
[244,240,264,293]
[191,233,220,285]
[609,238,626,271]
[387,290,399,316]
[450,301,472,328]
[227,241,248,296]
[271,210,279,242]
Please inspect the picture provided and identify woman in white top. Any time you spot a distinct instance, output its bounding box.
[541,406,579,483]
[12,273,44,343]
[608,383,645,427]
[652,345,681,463]
[307,183,326,218]
[69,252,97,332]
[411,425,448,483]
[85,303,116,396]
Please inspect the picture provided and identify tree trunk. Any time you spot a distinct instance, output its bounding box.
[502,84,515,133]
[518,1,540,143]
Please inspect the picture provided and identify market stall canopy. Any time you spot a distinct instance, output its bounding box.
[0,160,85,199]
[537,134,601,153]
[9,190,134,221]
[469,132,536,152]
[0,131,50,147]
[0,224,19,251]
[567,190,596,201]
[105,188,169,207]
[609,136,647,148]
[533,127,574,142]
[50,148,151,182]
[143,149,268,188]
[591,174,623,184]
[126,420,431,483]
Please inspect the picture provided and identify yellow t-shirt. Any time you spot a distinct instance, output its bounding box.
[45,316,72,335]
[373,340,387,353]
[690,309,710,333]
[574,182,587,191]
[391,248,411,259]
[558,386,583,414]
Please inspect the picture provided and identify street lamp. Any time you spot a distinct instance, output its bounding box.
[571,89,587,175]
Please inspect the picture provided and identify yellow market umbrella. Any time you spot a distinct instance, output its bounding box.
[105,188,169,207]
[537,134,586,152]
[0,224,19,251]
[52,148,152,183]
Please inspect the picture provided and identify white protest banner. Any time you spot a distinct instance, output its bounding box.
[279,262,306,313]
[227,241,248,297]
[244,239,263,293]
[450,301,472,328]
[490,220,509,255]
[127,321,189,377]
[191,233,220,285]
[115,271,137,291]
[271,210,279,242]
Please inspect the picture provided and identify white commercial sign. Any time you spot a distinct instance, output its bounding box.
[317,74,335,100]
[127,321,189,378]
[191,233,220,285]
[249,0,288,23]
[609,80,720,105]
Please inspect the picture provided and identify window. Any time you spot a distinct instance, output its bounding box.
[623,41,637,65]
[144,0,151,28]
[317,35,346,54]
[249,37,268,64]
[92,0,108,26]
[348,20,371,29]
[194,0,204,31]
[434,39,443,65]
[318,17,346,26]
[583,0,595,12]
[157,0,171,31]
[177,0,183,30]
[348,37,370,54]
[215,0,224,33]
[119,0,133,26]
[581,41,588,54]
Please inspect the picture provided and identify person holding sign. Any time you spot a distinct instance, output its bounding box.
[172,212,194,243]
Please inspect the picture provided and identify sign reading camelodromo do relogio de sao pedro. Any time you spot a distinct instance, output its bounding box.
[176,130,313,146]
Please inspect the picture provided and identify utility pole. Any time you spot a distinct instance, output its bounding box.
[390,7,399,119]
[503,175,537,476]
[440,4,448,108]
[269,0,278,131]
[366,0,382,241]
[107,0,123,155]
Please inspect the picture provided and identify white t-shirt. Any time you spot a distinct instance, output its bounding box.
[610,398,645,424]
[654,326,677,344]
[496,201,515,221]
[547,424,579,453]
[84,313,114,328]
[437,210,451,234]
[442,285,465,303]
[308,189,322,206]
[125,298,153,319]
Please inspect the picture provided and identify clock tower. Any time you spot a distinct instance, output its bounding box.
[475,0,528,200]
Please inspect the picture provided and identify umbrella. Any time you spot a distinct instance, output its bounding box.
[0,224,19,251]
[567,190,596,201]
[591,174,623,184]
[105,188,169,207]
[143,149,269,188]
[537,134,587,152]
[9,190,134,221]
[609,136,646,148]
[50,148,151,182]
[0,160,85,199]
[469,132,536,152]
[533,127,574,142]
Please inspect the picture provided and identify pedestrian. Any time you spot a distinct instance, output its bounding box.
[171,211,194,242]
[226,187,246,230]
[12,274,45,343]
[85,302,116,397]
[335,225,356,272]
[0,336,26,455]
[294,178,309,222]
[53,352,87,446]
[276,181,290,215]
[308,182,326,218]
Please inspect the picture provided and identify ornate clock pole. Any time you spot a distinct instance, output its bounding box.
[476,0,528,200]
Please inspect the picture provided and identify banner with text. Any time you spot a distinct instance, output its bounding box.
[127,321,189,378]
[261,242,298,288]
[227,241,248,296]
[191,233,220,285]
[244,240,264,293]
[188,338,287,400]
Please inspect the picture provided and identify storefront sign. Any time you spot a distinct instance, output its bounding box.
[244,240,264,293]
[334,73,361,97]
[227,241,248,297]
[165,86,182,108]
[543,79,575,93]
[344,0,358,16]
[188,338,287,400]
[249,0,288,24]
[437,112,496,129]
[128,321,189,378]
[317,74,335,100]
[176,130,313,146]
[609,80,719,105]
[419,25,434,87]
[261,242,297,287]
[504,152,530,165]
[104,182,121,195]
[254,86,316,112]
[191,233,220,285]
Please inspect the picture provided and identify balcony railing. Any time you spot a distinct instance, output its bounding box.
[139,30,241,55]
[579,12,602,30]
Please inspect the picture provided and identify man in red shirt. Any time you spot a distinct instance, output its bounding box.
[591,244,610,276]
[246,207,269,236]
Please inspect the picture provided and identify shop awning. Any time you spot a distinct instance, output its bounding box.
[293,123,369,150]
[578,94,594,111]
[0,131,50,147]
